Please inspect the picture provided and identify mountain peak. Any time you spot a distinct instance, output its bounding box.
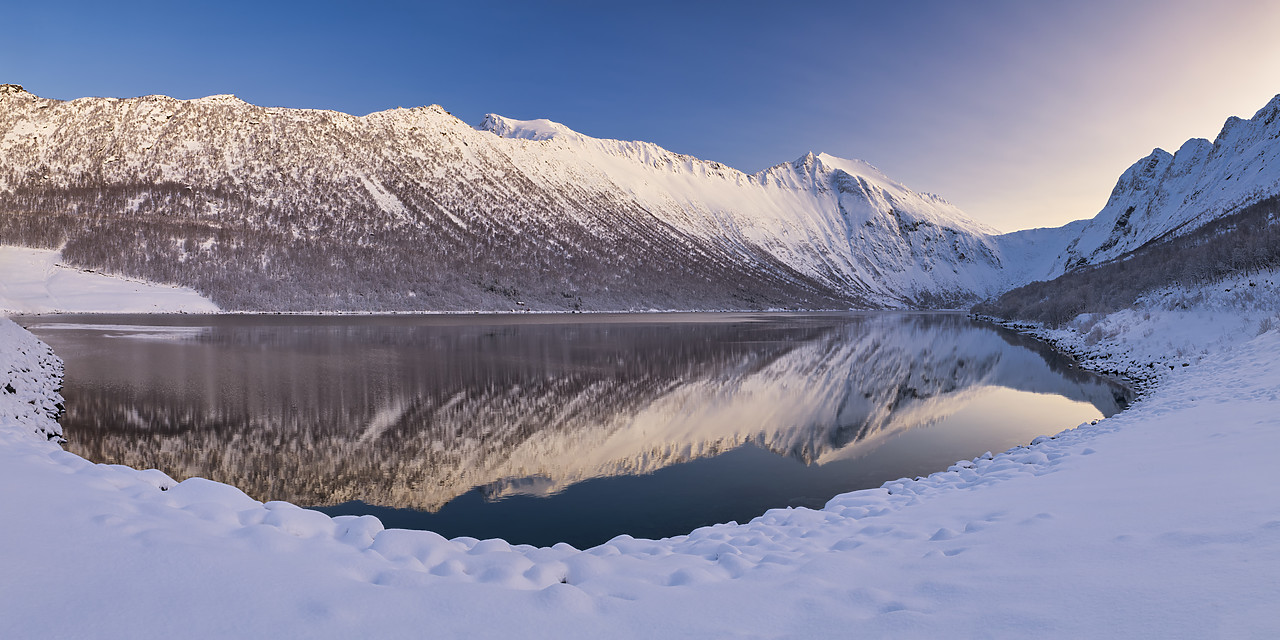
[787,151,892,181]
[1258,93,1280,119]
[478,114,578,141]
[1213,94,1280,145]
[193,94,247,106]
[813,152,891,181]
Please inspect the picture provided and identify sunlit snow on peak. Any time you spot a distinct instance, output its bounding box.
[193,94,248,106]
[477,114,578,141]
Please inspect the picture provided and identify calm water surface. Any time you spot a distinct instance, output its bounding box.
[20,312,1130,549]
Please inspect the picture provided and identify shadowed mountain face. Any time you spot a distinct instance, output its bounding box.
[24,313,1128,542]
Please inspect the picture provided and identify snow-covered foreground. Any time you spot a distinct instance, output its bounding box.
[0,245,218,314]
[3,279,1280,637]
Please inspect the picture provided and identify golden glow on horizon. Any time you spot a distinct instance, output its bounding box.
[858,0,1280,232]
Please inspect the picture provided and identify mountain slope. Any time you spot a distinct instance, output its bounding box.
[0,85,1005,311]
[1050,94,1280,274]
[973,94,1280,326]
[4,85,1280,311]
[0,245,217,314]
[478,114,1010,306]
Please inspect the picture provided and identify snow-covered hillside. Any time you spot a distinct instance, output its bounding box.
[5,84,1280,310]
[0,245,217,314]
[1051,95,1280,274]
[0,84,1013,310]
[478,114,1010,306]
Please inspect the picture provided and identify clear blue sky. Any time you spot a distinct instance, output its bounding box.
[5,0,1280,231]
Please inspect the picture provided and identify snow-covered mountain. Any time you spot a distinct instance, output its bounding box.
[1043,95,1280,276]
[3,84,1279,309]
[0,84,1008,311]
[476,114,1010,306]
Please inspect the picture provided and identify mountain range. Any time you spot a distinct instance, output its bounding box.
[2,83,1279,311]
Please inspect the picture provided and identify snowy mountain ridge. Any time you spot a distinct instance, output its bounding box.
[1053,94,1280,274]
[477,93,1280,295]
[478,114,579,141]
[0,85,1018,310]
[476,112,1011,306]
[2,85,1280,310]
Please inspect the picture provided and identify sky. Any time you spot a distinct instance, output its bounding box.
[4,0,1280,232]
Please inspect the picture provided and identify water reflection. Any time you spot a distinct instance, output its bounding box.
[23,313,1128,545]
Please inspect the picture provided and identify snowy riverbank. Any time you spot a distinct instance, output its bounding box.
[3,276,1280,637]
[0,245,218,314]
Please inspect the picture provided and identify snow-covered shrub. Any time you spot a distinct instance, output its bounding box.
[1259,315,1278,336]
[1083,325,1106,346]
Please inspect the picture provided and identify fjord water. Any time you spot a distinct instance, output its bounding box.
[21,313,1129,549]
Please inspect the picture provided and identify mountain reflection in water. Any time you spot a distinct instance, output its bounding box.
[24,313,1129,546]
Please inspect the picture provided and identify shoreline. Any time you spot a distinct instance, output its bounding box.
[10,305,974,318]
[4,309,1145,548]
[972,314,1156,398]
[3,287,1278,635]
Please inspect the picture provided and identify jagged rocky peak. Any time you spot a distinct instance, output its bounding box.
[0,83,27,94]
[1105,148,1172,204]
[1052,92,1280,275]
[1261,93,1280,121]
[792,150,821,169]
[1105,94,1280,210]
[1213,93,1280,145]
[1171,137,1214,169]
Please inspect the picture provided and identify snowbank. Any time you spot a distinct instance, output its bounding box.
[991,269,1280,394]
[0,245,218,314]
[2,279,1280,636]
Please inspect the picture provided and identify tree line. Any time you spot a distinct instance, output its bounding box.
[0,179,858,312]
